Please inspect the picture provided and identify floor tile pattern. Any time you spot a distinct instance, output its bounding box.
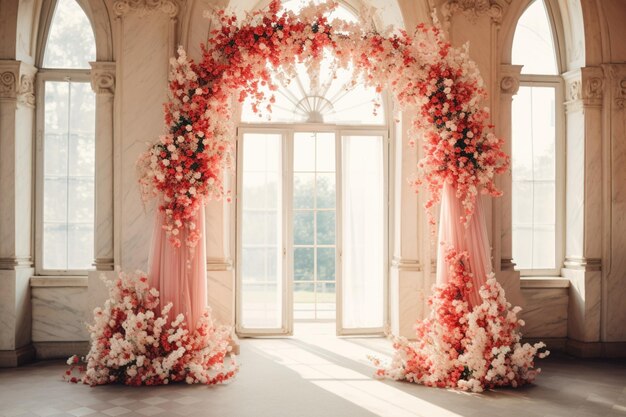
[1,333,625,417]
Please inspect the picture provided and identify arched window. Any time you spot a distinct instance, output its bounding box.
[511,0,564,275]
[36,0,96,273]
[236,0,388,336]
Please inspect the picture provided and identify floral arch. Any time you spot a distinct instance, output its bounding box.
[103,0,548,392]
[139,0,508,247]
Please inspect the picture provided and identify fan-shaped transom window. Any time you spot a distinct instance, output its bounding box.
[512,0,558,75]
[240,0,385,125]
[43,0,96,69]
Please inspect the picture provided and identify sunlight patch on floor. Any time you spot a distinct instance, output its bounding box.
[251,333,464,417]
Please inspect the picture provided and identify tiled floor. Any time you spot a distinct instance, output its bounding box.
[1,328,625,417]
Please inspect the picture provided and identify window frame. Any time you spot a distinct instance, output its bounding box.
[35,69,95,276]
[512,74,566,277]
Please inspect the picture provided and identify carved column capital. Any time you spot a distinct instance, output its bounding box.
[0,61,21,101]
[0,61,37,106]
[89,61,116,95]
[564,67,605,109]
[581,67,604,107]
[113,0,179,18]
[601,64,626,110]
[499,64,522,95]
[441,0,504,28]
[17,74,36,108]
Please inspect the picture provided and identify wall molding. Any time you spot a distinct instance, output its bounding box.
[30,276,88,287]
[565,339,626,358]
[391,257,422,271]
[441,0,504,28]
[93,258,115,271]
[207,258,233,271]
[0,257,33,270]
[33,341,89,361]
[0,344,35,367]
[113,0,180,18]
[563,257,601,271]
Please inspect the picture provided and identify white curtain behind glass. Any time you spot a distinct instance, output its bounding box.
[43,81,95,270]
[241,133,284,329]
[341,135,384,329]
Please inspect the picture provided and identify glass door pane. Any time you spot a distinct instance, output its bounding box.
[293,132,337,321]
[238,132,287,333]
[340,134,385,332]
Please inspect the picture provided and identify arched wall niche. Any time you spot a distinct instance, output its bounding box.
[15,0,43,65]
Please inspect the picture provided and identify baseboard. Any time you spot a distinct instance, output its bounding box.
[0,344,36,367]
[522,337,567,351]
[33,341,89,360]
[564,339,626,358]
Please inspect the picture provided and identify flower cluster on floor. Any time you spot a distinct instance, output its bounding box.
[372,247,549,392]
[65,272,238,386]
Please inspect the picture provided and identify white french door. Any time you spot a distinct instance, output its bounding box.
[337,132,387,335]
[236,127,387,336]
[236,131,291,335]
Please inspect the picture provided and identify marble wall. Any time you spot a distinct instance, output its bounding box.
[116,11,171,271]
[3,0,626,363]
[521,281,569,339]
[31,285,89,343]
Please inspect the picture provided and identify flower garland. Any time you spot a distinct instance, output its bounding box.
[137,0,508,247]
[371,247,549,392]
[64,272,238,386]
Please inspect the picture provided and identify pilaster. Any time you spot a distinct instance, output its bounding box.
[389,111,423,338]
[496,64,523,307]
[0,60,37,365]
[599,64,626,342]
[89,61,116,271]
[561,66,605,343]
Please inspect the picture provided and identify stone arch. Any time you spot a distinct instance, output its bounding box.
[182,0,416,62]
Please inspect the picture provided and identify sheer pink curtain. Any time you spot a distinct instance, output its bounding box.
[148,203,207,330]
[436,183,492,307]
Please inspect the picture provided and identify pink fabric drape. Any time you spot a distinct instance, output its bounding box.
[436,182,493,307]
[148,204,207,330]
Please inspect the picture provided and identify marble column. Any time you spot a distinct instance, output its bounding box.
[495,64,523,308]
[0,60,36,366]
[87,62,116,320]
[389,110,423,338]
[561,67,604,347]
